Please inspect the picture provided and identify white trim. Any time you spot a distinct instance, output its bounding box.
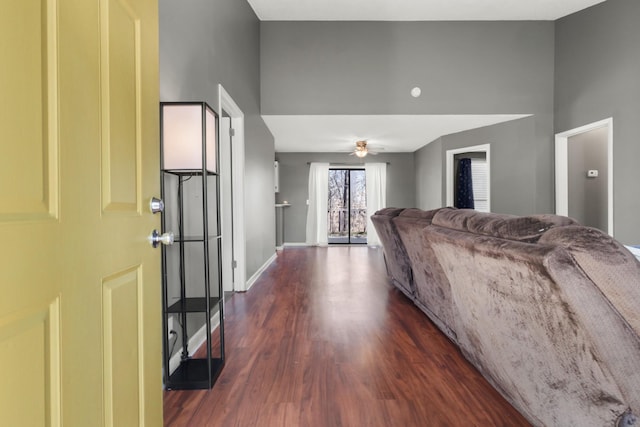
[218,85,247,292]
[283,242,310,247]
[245,252,277,291]
[219,116,234,293]
[445,144,491,210]
[168,311,220,375]
[555,118,613,236]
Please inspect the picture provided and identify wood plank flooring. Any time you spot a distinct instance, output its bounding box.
[164,246,531,426]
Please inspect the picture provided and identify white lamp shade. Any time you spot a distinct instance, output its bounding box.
[162,103,217,172]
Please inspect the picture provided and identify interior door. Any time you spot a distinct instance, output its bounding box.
[0,0,161,426]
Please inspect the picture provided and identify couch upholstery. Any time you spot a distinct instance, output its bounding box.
[371,207,640,427]
[369,207,413,298]
[393,208,457,340]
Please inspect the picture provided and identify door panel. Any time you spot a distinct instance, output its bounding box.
[1,0,161,425]
[101,0,142,213]
[0,299,61,427]
[0,0,59,221]
[103,267,142,427]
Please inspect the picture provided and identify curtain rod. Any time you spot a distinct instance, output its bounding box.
[306,162,390,165]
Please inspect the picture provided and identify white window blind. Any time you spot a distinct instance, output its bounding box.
[471,158,489,212]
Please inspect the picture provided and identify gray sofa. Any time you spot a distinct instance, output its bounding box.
[372,207,640,427]
[369,207,413,298]
[392,208,457,341]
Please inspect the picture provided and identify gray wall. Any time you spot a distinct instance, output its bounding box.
[567,127,609,232]
[415,138,443,210]
[261,21,554,115]
[159,0,276,280]
[414,116,544,215]
[555,0,640,243]
[275,153,415,243]
[262,21,556,214]
[443,116,540,215]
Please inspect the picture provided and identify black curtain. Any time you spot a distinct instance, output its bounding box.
[455,158,475,209]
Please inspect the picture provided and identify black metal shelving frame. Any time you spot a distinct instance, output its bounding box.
[159,102,225,390]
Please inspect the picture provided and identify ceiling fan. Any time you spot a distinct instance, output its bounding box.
[349,140,380,158]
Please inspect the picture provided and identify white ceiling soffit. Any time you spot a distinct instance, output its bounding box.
[247,0,606,21]
[265,114,531,153]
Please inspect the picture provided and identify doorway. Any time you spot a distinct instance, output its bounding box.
[218,85,247,291]
[446,144,491,212]
[555,118,613,235]
[328,169,367,244]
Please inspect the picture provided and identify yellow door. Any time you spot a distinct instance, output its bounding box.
[0,0,162,426]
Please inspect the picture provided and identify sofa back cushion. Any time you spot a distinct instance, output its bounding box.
[539,225,640,337]
[539,225,640,414]
[425,225,632,425]
[432,209,577,243]
[397,207,443,221]
[374,207,405,217]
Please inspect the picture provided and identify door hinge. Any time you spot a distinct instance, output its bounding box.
[232,260,237,268]
[229,128,235,137]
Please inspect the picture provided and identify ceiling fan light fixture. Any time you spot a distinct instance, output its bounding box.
[354,140,368,157]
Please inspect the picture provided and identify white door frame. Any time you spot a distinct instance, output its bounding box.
[219,116,234,293]
[446,144,491,210]
[555,118,613,236]
[218,85,247,292]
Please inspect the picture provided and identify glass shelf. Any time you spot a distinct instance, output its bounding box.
[166,358,224,390]
[166,297,221,313]
[162,168,218,177]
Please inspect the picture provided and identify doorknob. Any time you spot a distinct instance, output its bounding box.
[149,197,165,214]
[148,230,174,248]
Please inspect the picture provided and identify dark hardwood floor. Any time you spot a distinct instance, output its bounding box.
[164,246,530,427]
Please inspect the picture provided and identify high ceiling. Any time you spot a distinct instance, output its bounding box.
[265,114,531,153]
[250,0,605,153]
[247,0,606,21]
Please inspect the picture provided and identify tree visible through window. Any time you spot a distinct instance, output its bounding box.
[328,169,367,244]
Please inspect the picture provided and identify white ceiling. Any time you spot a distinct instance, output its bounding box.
[253,0,604,153]
[265,114,531,153]
[247,0,606,21]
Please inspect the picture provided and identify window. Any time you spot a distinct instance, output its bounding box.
[327,169,367,244]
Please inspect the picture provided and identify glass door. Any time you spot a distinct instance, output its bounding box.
[328,169,367,244]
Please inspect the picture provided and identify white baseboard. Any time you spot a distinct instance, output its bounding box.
[168,311,220,375]
[283,242,310,247]
[245,252,277,291]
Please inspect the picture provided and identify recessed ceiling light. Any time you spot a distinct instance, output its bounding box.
[411,87,421,98]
